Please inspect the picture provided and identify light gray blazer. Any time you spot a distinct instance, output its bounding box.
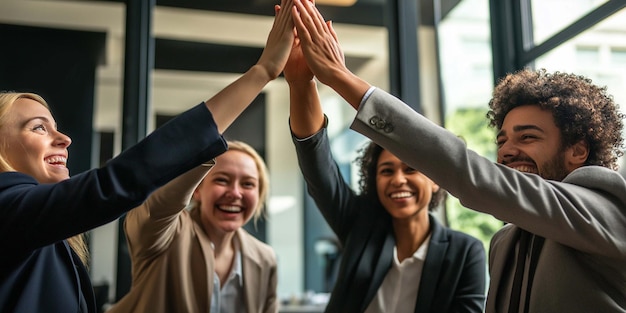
[350,87,626,313]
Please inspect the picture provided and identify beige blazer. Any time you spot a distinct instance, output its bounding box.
[108,165,278,313]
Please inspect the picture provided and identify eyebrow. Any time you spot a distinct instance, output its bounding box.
[497,124,544,138]
[377,161,395,167]
[21,116,57,128]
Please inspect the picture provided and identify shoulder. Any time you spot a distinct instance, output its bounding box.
[563,166,626,205]
[0,172,37,189]
[238,229,276,263]
[429,216,484,256]
[563,165,624,185]
[430,214,481,244]
[445,228,484,251]
[565,166,625,186]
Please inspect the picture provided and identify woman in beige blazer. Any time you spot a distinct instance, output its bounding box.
[108,140,277,313]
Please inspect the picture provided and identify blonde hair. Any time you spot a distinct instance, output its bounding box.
[224,140,270,222]
[0,91,89,266]
[191,140,270,224]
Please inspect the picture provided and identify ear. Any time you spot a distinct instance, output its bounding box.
[192,185,202,201]
[432,182,440,193]
[566,140,589,169]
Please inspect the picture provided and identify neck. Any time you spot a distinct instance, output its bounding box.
[392,213,430,262]
[199,219,237,255]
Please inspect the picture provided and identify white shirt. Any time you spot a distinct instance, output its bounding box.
[210,239,245,313]
[364,234,431,313]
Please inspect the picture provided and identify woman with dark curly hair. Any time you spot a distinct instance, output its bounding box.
[290,1,625,312]
[285,7,486,312]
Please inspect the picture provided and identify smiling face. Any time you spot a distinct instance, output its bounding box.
[0,97,71,183]
[375,150,439,221]
[496,105,587,181]
[194,149,260,236]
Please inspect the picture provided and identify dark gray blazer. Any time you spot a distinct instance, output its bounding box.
[351,87,626,313]
[0,103,227,313]
[292,125,486,313]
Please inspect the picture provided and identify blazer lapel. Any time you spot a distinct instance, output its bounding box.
[485,224,520,313]
[239,230,262,313]
[414,215,448,313]
[189,208,216,312]
[360,225,395,312]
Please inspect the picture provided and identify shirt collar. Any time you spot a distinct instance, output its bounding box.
[392,233,432,266]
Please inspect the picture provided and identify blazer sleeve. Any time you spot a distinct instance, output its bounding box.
[0,103,228,253]
[351,88,626,258]
[123,163,213,259]
[290,120,362,243]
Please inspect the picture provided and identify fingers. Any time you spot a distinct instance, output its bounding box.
[292,0,312,44]
[327,20,338,42]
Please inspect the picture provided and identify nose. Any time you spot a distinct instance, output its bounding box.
[390,170,407,186]
[225,184,243,199]
[53,129,72,148]
[497,140,518,163]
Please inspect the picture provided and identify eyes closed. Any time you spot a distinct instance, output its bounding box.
[212,175,257,190]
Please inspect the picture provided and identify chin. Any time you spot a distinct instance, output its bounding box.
[220,223,244,233]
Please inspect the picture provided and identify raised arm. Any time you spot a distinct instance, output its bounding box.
[207,0,295,133]
[284,10,324,138]
[291,0,370,110]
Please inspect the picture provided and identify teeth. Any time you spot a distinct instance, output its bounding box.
[390,191,412,199]
[512,165,537,174]
[219,205,242,213]
[45,156,67,165]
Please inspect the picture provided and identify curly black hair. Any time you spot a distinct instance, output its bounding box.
[354,141,445,211]
[487,68,624,170]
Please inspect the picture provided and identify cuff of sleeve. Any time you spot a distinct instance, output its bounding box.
[291,114,329,142]
[360,86,377,108]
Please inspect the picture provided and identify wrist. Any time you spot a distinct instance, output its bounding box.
[251,64,277,83]
[286,78,316,88]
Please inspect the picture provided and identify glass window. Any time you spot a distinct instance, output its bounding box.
[611,47,626,66]
[534,8,626,140]
[438,0,501,252]
[576,45,600,65]
[530,0,609,45]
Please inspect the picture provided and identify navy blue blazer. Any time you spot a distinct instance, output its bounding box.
[0,103,227,313]
[292,125,486,313]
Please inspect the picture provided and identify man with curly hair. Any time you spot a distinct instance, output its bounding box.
[290,2,626,312]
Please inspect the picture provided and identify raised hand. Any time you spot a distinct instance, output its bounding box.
[291,0,346,86]
[257,0,296,80]
[284,26,315,85]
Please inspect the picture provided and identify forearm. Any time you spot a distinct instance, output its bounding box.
[124,164,212,255]
[142,164,212,219]
[326,69,371,110]
[288,80,325,138]
[205,65,275,134]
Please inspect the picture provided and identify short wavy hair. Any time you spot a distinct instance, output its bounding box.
[355,141,445,211]
[487,68,624,170]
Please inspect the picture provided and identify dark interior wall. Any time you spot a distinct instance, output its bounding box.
[0,23,106,175]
